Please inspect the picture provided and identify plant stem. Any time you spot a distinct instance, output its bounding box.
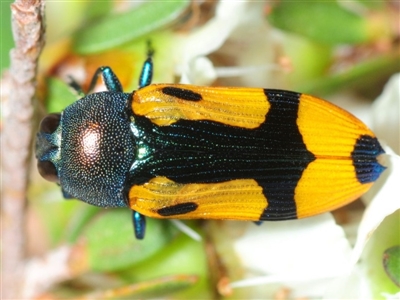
[1,0,45,298]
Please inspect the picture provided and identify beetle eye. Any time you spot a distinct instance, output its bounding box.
[39,113,61,134]
[37,160,59,183]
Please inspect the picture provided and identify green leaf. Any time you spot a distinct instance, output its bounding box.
[364,211,400,298]
[268,2,372,45]
[65,205,101,243]
[83,209,175,272]
[1,0,14,72]
[123,231,212,299]
[281,34,332,87]
[81,275,198,299]
[383,245,400,287]
[295,51,400,97]
[45,77,77,113]
[73,1,190,54]
[84,0,113,21]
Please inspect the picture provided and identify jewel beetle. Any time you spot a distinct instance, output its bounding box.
[36,48,386,239]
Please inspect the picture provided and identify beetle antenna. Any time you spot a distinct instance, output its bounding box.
[138,41,154,89]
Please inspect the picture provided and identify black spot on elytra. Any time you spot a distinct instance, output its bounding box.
[162,87,202,101]
[157,202,198,216]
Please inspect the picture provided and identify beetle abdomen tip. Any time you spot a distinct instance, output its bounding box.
[352,135,386,184]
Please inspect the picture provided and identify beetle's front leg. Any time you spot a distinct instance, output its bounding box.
[88,66,123,93]
[68,66,123,97]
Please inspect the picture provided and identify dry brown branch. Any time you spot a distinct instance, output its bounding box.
[1,0,45,298]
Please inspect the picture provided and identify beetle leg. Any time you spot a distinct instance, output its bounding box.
[132,210,146,240]
[67,76,86,98]
[66,66,123,97]
[87,66,123,93]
